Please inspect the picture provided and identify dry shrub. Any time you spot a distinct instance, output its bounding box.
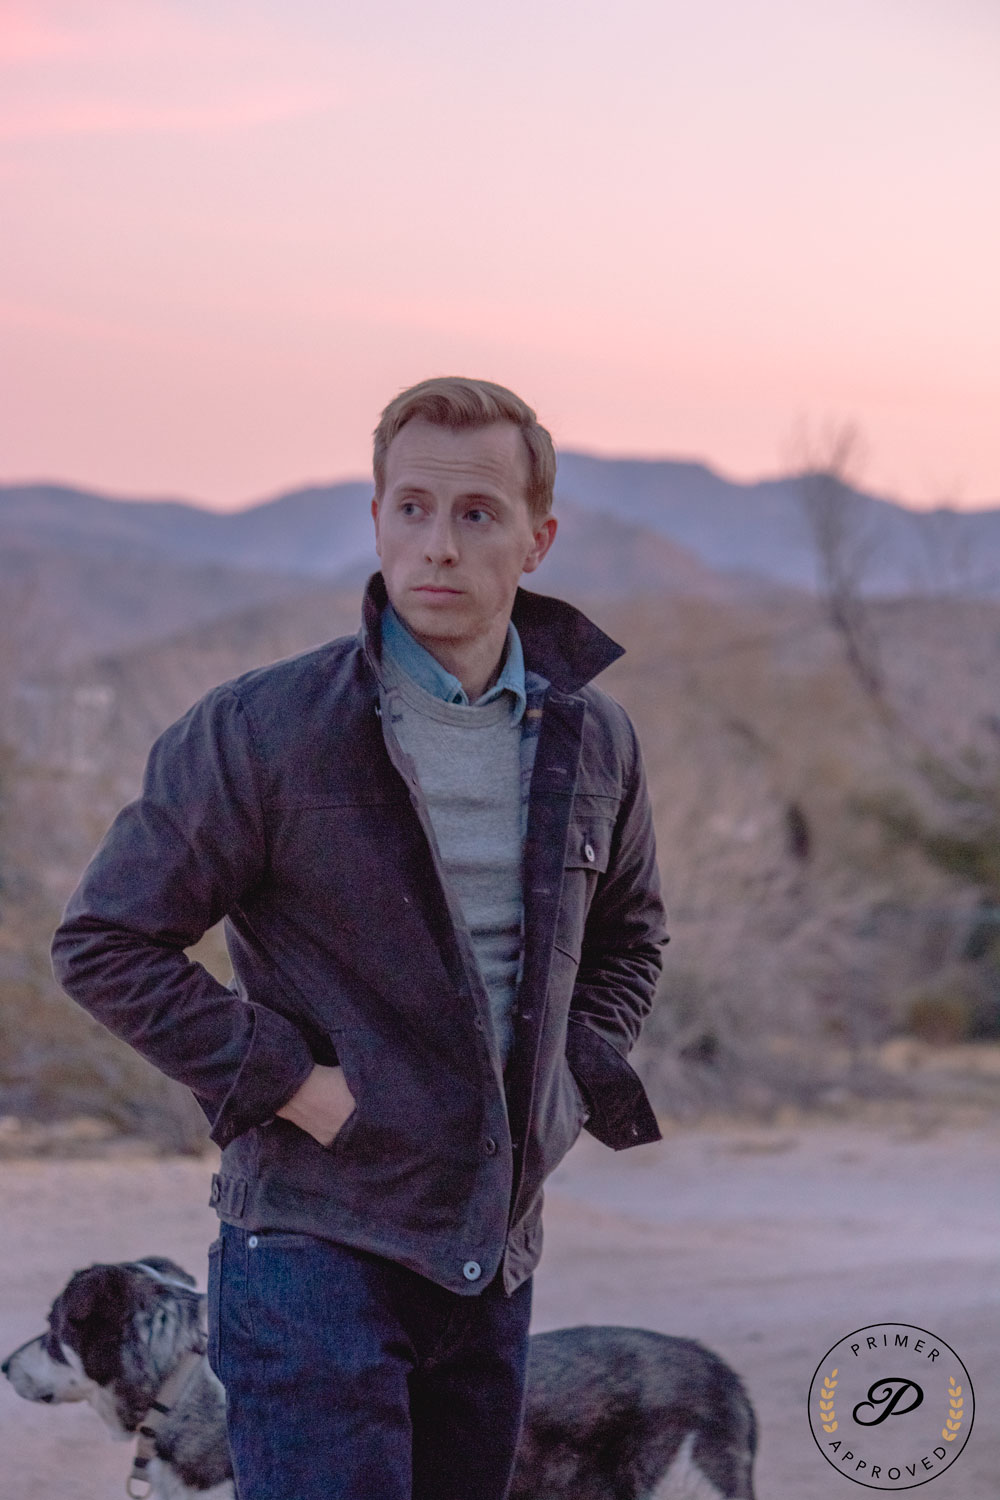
[5,588,1000,1138]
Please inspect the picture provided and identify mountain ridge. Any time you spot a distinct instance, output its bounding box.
[3,453,1000,595]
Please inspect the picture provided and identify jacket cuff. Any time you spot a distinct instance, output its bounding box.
[565,1019,661,1150]
[209,1006,316,1149]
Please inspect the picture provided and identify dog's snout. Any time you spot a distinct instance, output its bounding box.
[1,1355,10,1377]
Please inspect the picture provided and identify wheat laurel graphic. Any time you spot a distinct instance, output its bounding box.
[819,1367,839,1432]
[942,1376,963,1443]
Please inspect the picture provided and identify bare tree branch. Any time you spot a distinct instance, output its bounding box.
[791,419,886,702]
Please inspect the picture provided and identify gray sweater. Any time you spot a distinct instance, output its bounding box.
[378,654,524,1063]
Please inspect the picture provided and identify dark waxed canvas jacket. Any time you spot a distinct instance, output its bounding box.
[52,576,667,1295]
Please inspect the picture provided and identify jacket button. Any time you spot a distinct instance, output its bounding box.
[462,1260,482,1282]
[484,1137,497,1156]
[584,842,596,863]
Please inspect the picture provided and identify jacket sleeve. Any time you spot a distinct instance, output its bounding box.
[565,716,667,1149]
[50,686,316,1149]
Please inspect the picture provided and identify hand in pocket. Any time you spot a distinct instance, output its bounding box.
[276,1064,357,1147]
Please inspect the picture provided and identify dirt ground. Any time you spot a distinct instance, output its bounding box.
[1,1111,996,1500]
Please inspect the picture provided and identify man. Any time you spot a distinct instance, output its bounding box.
[52,376,667,1500]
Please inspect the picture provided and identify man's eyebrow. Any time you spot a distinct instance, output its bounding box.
[393,485,506,505]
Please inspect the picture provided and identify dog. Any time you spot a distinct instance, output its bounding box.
[4,1257,756,1499]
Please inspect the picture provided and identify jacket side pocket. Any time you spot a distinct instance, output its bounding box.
[565,1019,661,1150]
[324,1030,361,1155]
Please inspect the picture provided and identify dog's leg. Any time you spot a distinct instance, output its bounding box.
[648,1432,733,1500]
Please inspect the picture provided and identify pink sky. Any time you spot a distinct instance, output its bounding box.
[2,0,998,511]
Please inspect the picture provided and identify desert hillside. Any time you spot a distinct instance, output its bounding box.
[3,551,999,1140]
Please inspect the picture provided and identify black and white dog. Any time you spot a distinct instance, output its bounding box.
[3,1257,757,1499]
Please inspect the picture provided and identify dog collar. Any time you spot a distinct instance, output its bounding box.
[126,1349,205,1499]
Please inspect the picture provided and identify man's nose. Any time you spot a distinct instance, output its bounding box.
[424,513,459,565]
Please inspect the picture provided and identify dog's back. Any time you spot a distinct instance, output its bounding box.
[512,1326,756,1500]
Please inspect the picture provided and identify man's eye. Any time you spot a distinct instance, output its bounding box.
[400,501,422,517]
[465,508,490,523]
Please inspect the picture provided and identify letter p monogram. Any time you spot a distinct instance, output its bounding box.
[853,1379,924,1426]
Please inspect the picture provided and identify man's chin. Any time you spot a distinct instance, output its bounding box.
[395,599,468,644]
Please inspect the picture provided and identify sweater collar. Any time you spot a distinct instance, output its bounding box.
[360,572,624,695]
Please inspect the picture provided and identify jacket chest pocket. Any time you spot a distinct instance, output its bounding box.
[554,817,614,963]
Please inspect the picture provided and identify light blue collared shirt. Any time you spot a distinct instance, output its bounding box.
[380,604,527,723]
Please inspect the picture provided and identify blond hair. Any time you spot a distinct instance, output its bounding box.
[373,376,556,521]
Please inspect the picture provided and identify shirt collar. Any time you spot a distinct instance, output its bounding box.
[381,603,527,722]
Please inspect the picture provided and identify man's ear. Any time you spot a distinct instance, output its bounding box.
[371,495,381,557]
[522,515,557,575]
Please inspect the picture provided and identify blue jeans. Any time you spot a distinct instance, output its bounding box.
[207,1224,532,1500]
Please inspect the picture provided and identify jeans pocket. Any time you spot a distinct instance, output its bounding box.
[206,1235,223,1378]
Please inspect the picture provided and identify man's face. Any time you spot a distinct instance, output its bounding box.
[372,419,556,660]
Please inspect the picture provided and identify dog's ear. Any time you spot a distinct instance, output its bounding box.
[59,1266,132,1327]
[58,1272,99,1327]
[53,1267,132,1386]
[136,1256,197,1288]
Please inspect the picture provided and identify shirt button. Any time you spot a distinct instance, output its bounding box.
[584,842,596,863]
[462,1260,482,1282]
[247,1235,259,1249]
[484,1137,497,1156]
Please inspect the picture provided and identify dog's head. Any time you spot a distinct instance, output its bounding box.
[2,1256,204,1437]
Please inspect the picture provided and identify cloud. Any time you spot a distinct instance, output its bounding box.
[0,0,222,66]
[0,8,79,63]
[0,92,328,141]
[0,2,349,142]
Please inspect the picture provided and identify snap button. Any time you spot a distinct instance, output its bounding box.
[484,1137,497,1156]
[462,1260,482,1282]
[209,1178,220,1204]
[584,841,596,863]
[247,1235,259,1249]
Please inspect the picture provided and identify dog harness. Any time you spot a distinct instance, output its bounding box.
[126,1348,205,1499]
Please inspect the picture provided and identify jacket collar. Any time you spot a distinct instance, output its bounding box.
[360,572,624,694]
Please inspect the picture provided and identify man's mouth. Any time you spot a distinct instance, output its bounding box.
[412,585,464,595]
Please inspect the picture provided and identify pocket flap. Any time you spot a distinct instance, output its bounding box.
[564,819,613,873]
